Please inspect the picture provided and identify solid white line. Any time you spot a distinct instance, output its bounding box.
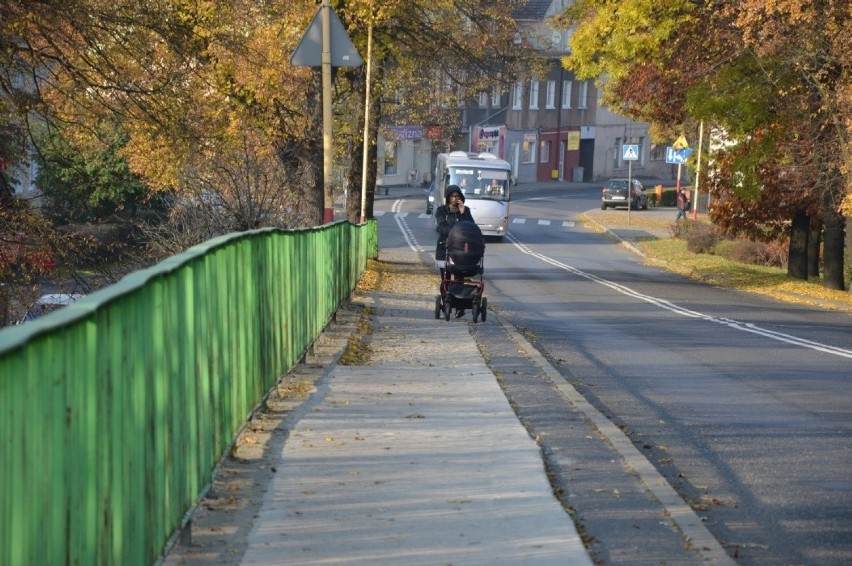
[392,199,424,253]
[507,233,852,359]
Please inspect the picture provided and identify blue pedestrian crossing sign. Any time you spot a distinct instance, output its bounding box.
[622,144,639,161]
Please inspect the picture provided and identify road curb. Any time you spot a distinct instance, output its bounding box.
[494,314,737,566]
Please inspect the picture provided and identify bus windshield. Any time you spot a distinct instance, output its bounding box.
[449,167,510,202]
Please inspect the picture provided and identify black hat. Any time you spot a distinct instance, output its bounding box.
[445,185,465,203]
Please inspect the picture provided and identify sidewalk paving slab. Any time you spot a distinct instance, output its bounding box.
[240,321,593,565]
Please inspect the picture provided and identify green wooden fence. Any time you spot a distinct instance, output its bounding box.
[0,220,377,566]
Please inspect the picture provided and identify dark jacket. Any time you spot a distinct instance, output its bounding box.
[435,186,474,261]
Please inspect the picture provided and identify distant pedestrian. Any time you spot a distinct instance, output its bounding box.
[675,190,690,221]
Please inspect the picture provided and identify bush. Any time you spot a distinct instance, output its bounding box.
[686,222,721,254]
[715,238,788,268]
[668,221,720,253]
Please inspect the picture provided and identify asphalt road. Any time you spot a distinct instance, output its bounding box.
[376,183,852,565]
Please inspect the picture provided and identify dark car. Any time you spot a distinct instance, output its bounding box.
[425,181,439,214]
[601,178,647,210]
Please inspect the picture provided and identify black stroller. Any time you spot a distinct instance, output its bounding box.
[434,221,487,323]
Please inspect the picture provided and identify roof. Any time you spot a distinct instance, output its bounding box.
[512,0,553,20]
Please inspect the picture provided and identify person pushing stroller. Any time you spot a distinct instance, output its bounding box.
[435,185,483,319]
[435,185,474,280]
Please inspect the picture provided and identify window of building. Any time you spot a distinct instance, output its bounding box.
[529,78,539,109]
[561,80,572,108]
[540,140,550,163]
[478,92,488,108]
[551,31,562,49]
[522,134,536,163]
[512,81,523,109]
[578,80,588,109]
[491,86,501,107]
[545,81,556,109]
[384,140,398,174]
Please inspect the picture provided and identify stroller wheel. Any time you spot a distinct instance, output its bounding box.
[480,297,488,322]
[472,300,480,323]
[434,295,442,319]
[443,297,452,321]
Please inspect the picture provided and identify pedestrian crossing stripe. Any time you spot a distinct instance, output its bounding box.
[394,213,576,227]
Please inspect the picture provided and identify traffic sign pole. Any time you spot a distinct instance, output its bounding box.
[622,144,639,225]
[692,121,703,220]
[627,158,632,225]
[291,1,363,224]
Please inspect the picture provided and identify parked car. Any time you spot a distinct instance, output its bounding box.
[17,293,85,324]
[601,178,648,210]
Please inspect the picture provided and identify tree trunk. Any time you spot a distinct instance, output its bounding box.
[787,208,809,280]
[345,67,365,224]
[821,182,846,290]
[364,76,380,220]
[846,217,852,294]
[808,219,822,278]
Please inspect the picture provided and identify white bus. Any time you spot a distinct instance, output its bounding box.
[432,151,512,241]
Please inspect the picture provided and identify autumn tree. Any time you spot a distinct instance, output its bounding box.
[1,0,331,238]
[333,0,545,223]
[558,0,850,290]
[2,0,547,241]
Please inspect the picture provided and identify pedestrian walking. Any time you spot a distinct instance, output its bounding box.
[676,189,690,221]
[435,185,475,275]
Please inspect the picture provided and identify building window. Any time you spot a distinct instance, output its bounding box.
[551,31,562,49]
[614,137,621,168]
[512,81,523,109]
[478,92,488,108]
[384,140,398,174]
[545,81,556,109]
[491,86,501,107]
[529,78,539,109]
[578,80,588,109]
[540,140,550,163]
[522,134,536,163]
[561,80,572,108]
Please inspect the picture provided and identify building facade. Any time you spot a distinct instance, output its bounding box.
[376,0,675,187]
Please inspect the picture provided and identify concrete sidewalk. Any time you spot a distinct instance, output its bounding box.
[240,316,592,565]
